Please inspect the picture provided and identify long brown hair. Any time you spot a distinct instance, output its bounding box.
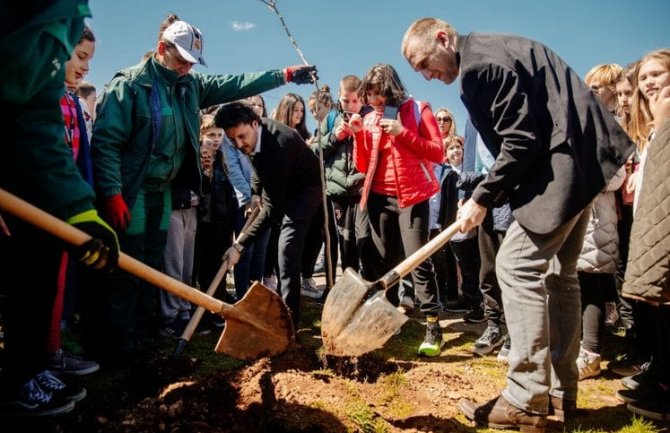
[272,93,310,140]
[629,49,670,149]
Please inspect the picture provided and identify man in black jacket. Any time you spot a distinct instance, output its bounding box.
[214,102,321,326]
[402,18,635,431]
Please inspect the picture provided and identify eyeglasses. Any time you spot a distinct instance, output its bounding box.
[436,117,452,123]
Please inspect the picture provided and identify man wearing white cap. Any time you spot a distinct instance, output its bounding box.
[90,14,317,363]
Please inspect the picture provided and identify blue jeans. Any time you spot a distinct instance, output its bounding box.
[497,208,590,414]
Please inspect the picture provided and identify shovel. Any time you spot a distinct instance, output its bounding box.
[0,188,294,361]
[321,220,461,357]
[172,207,260,358]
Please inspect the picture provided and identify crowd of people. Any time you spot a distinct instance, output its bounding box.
[0,2,668,427]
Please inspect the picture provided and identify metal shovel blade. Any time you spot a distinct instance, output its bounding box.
[215,281,295,360]
[321,268,408,357]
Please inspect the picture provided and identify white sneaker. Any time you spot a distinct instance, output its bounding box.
[577,347,602,380]
[300,277,322,299]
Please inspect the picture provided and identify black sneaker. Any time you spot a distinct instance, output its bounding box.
[622,361,657,390]
[472,326,503,356]
[48,348,100,376]
[463,307,486,324]
[616,383,667,404]
[626,390,670,421]
[0,377,75,417]
[34,370,87,403]
[444,299,470,313]
[195,321,211,336]
[211,315,226,329]
[159,319,188,339]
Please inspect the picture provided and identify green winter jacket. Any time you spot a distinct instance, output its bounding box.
[92,57,286,208]
[0,0,95,219]
[311,111,364,198]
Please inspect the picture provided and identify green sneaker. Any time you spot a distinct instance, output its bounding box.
[418,320,443,357]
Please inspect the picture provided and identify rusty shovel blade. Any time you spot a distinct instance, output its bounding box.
[321,268,408,357]
[215,281,295,360]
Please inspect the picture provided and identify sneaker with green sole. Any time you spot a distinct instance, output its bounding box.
[418,321,444,357]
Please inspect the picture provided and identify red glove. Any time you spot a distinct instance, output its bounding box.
[101,193,130,231]
[283,65,317,85]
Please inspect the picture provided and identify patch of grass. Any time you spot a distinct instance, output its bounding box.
[618,416,664,433]
[346,400,389,433]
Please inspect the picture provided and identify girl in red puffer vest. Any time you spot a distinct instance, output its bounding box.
[349,63,445,357]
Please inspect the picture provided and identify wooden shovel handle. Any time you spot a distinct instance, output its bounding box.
[177,206,260,343]
[0,188,224,313]
[379,220,462,290]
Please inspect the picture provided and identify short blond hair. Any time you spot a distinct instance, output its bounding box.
[584,63,623,88]
[401,17,456,58]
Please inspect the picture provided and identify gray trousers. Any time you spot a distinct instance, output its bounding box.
[497,207,590,415]
[160,208,198,322]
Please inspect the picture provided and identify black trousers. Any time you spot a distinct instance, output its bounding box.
[578,271,612,353]
[478,215,506,327]
[3,218,60,389]
[301,198,337,284]
[429,228,458,303]
[366,193,440,315]
[332,195,361,273]
[450,235,482,307]
[277,186,321,325]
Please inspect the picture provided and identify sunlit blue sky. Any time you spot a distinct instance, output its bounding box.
[87,0,668,133]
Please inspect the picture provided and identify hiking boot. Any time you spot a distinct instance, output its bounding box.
[577,347,601,381]
[463,307,486,324]
[622,361,657,390]
[48,348,100,376]
[417,318,444,357]
[443,298,469,313]
[548,395,577,422]
[497,334,511,363]
[300,277,322,299]
[34,370,86,403]
[627,393,670,421]
[459,394,547,433]
[472,326,503,356]
[0,377,75,417]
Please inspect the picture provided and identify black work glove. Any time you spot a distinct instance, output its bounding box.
[283,65,318,85]
[66,209,120,271]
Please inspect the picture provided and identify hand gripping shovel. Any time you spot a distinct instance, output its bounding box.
[0,189,294,361]
[321,221,461,357]
[172,207,260,358]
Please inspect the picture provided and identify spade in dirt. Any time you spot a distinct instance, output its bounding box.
[0,188,294,361]
[321,221,461,357]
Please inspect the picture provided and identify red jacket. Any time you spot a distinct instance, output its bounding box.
[354,98,444,209]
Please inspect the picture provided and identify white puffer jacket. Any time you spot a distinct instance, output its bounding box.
[577,166,626,274]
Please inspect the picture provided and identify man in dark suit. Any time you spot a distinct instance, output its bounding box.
[214,102,321,327]
[402,18,635,431]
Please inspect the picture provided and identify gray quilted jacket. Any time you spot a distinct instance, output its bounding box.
[577,166,625,273]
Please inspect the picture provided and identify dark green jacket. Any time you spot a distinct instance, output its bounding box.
[311,111,364,198]
[92,57,286,208]
[0,0,95,219]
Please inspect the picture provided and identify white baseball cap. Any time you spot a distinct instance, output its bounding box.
[162,20,207,66]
